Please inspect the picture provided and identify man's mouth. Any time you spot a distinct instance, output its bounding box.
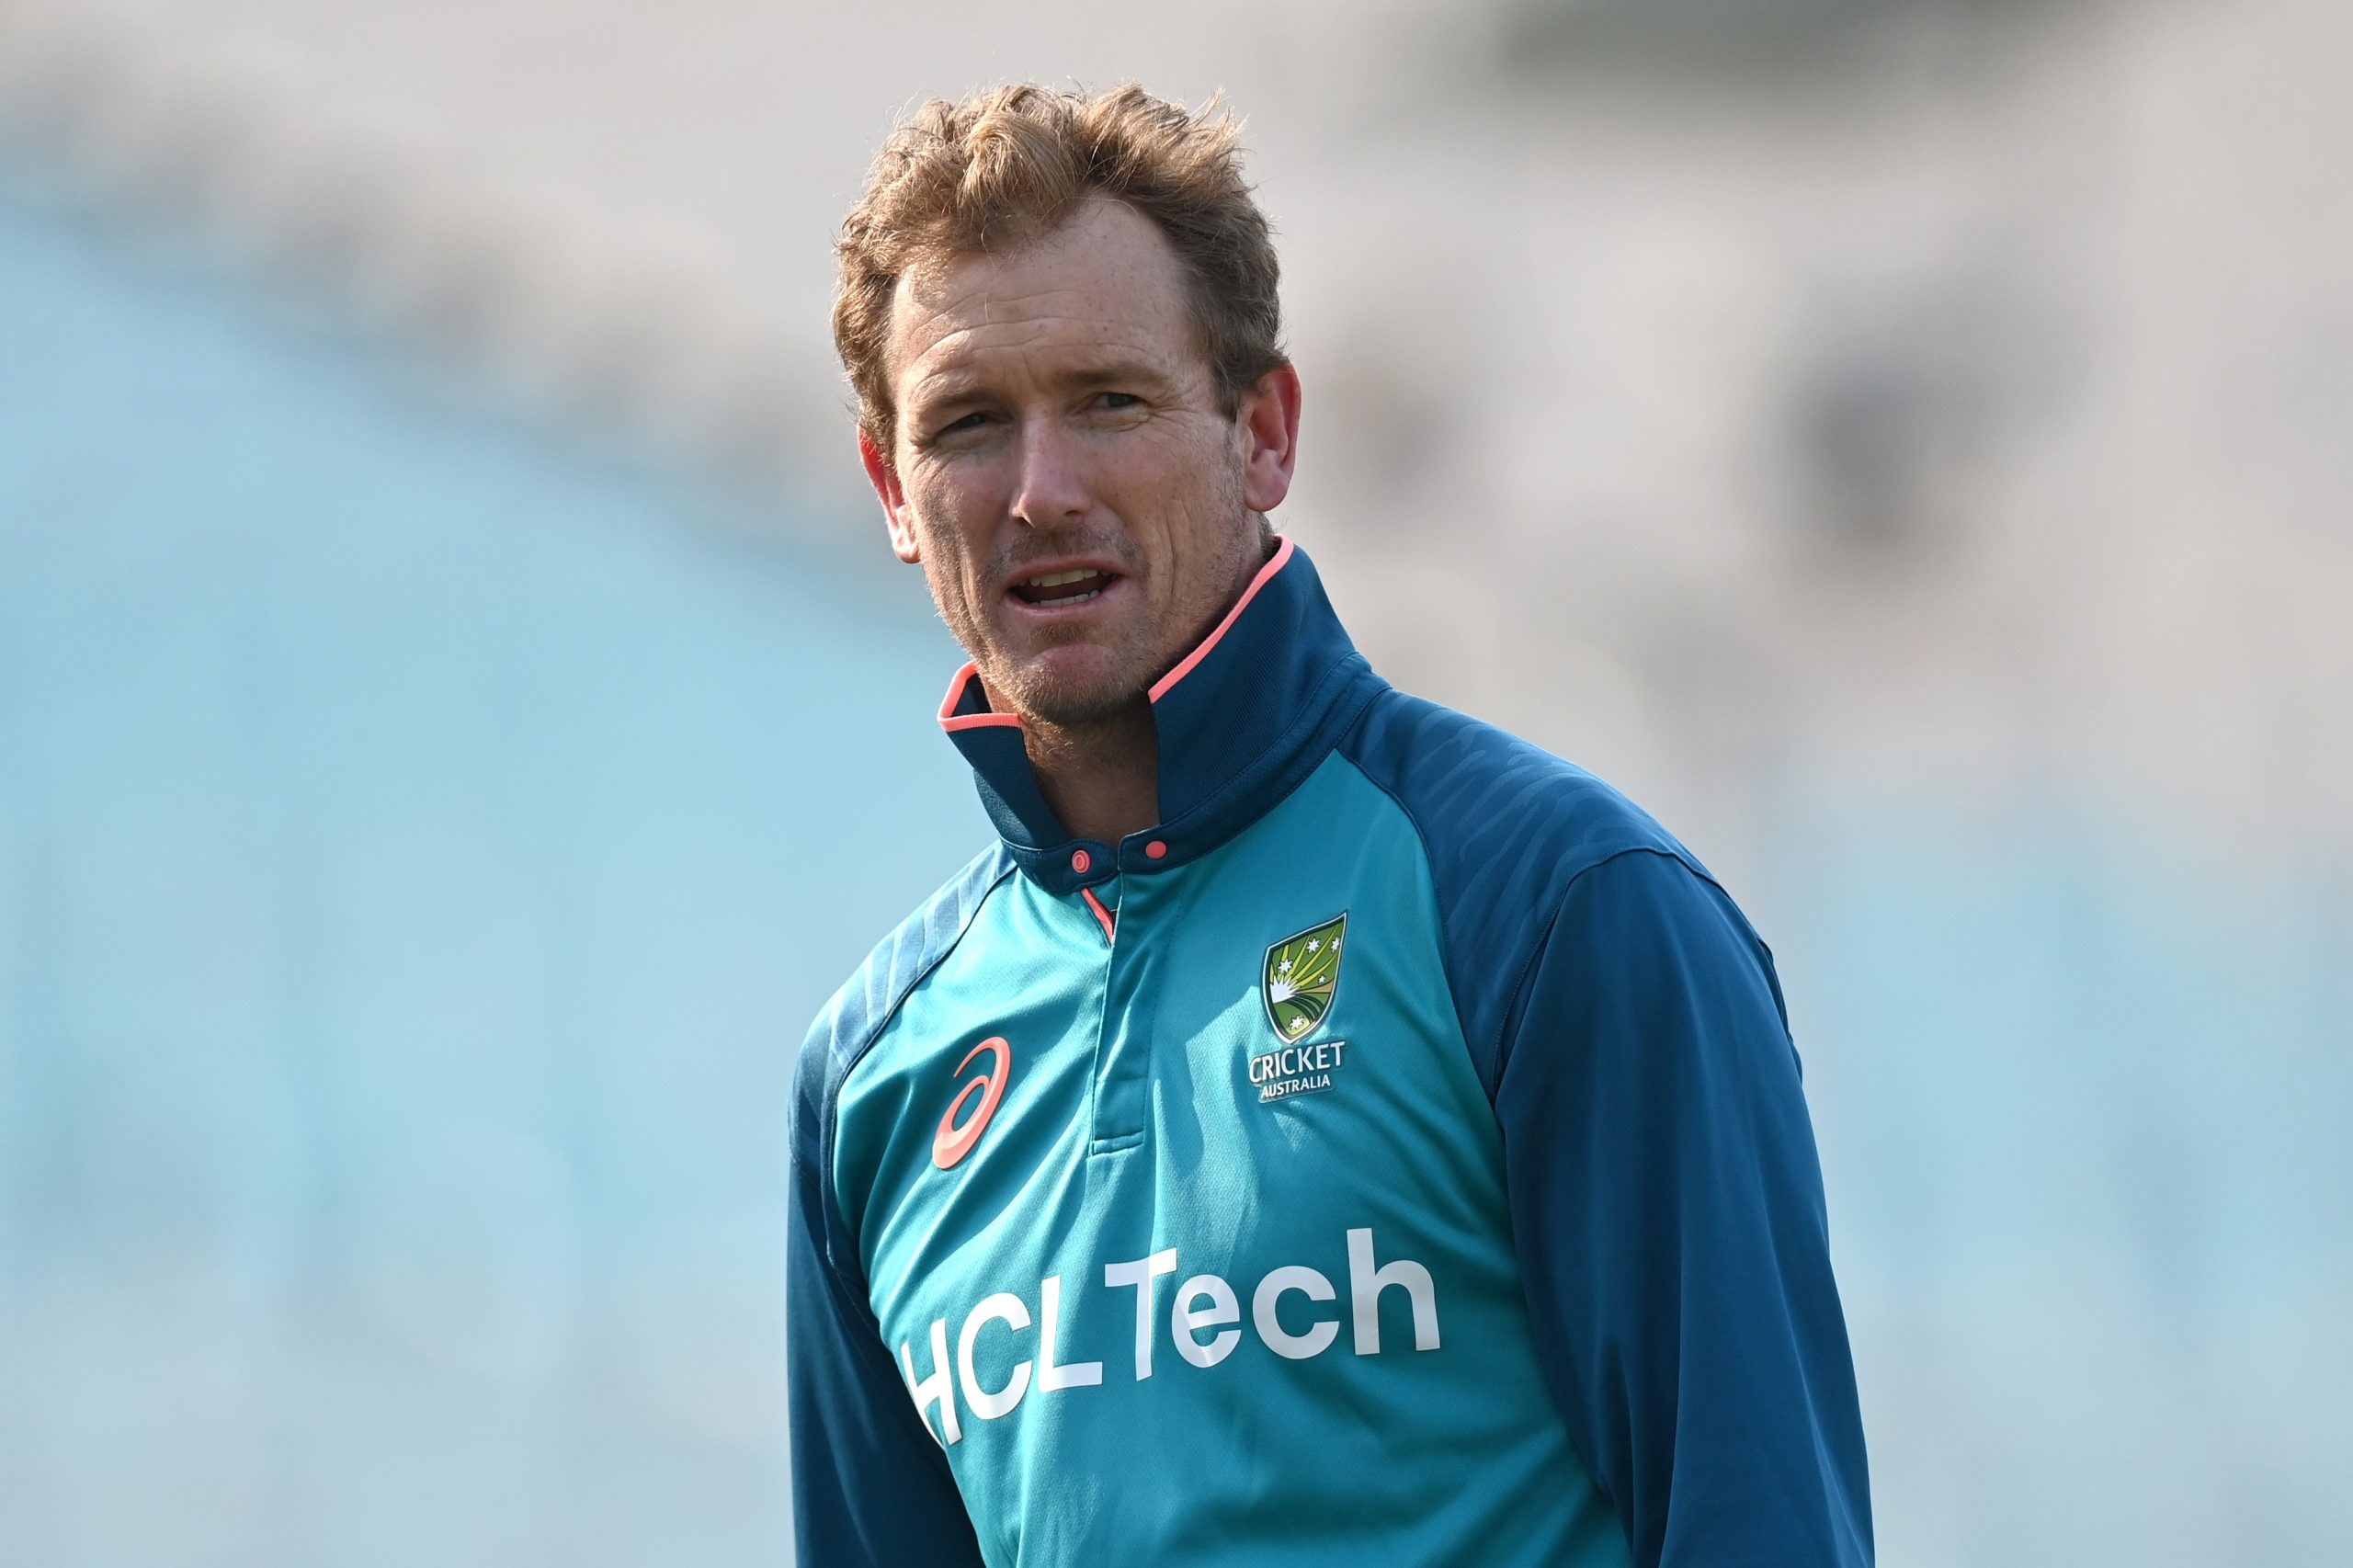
[1009,568,1118,608]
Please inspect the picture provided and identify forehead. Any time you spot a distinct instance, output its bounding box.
[887,200,1203,402]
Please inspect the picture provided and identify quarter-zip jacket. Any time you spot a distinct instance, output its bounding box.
[787,540,1873,1567]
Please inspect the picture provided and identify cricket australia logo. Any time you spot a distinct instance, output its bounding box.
[1251,915,1348,1103]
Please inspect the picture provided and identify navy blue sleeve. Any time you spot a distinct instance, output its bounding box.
[787,1037,986,1567]
[1498,848,1872,1567]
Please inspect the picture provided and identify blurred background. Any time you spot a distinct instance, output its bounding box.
[1,0,2347,1562]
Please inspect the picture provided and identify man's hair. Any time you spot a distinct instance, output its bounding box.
[833,83,1285,451]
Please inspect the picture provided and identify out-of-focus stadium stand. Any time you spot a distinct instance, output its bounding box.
[1,1,2347,1564]
[0,167,995,1563]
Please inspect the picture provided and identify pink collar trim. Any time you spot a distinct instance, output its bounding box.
[938,663,1022,732]
[1147,536,1296,703]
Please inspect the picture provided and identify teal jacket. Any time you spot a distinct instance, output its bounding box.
[788,540,1871,1566]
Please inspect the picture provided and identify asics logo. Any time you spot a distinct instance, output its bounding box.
[932,1036,1011,1171]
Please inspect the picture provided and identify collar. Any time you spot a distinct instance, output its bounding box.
[937,538,1384,895]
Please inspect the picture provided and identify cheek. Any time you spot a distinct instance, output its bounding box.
[908,451,1011,525]
[1117,418,1218,482]
[905,471,998,572]
[1152,418,1245,503]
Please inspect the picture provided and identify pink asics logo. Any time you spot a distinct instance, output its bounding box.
[932,1037,1011,1171]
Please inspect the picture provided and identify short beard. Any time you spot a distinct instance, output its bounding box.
[986,636,1156,730]
[1002,506,1274,728]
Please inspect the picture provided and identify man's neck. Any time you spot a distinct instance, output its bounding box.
[1023,699,1160,846]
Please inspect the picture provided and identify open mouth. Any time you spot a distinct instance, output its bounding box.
[1008,568,1119,608]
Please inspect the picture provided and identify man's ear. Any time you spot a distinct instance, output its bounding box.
[1237,362,1302,515]
[860,428,921,563]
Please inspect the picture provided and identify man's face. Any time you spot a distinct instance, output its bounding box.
[862,199,1298,727]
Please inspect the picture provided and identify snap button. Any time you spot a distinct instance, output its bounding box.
[1145,840,1168,859]
[1071,848,1092,874]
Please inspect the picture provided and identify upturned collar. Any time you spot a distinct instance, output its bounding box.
[937,539,1384,895]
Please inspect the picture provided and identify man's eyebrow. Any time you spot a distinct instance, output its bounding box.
[909,367,983,399]
[904,374,988,418]
[905,356,1180,420]
[1058,358,1177,392]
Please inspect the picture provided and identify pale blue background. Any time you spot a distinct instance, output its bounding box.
[0,177,986,1564]
[2,172,2347,1564]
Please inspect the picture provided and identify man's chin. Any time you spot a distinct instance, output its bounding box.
[994,645,1149,727]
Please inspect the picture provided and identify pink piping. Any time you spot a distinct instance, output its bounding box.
[1079,887,1116,943]
[938,662,1023,732]
[1147,536,1296,703]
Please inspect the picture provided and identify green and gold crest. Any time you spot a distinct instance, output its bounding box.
[1263,915,1347,1040]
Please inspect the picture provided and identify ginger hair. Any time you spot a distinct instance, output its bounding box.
[833,83,1286,451]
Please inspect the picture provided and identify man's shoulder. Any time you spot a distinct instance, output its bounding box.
[797,842,1018,1095]
[1337,687,1729,1090]
[1339,686,1702,891]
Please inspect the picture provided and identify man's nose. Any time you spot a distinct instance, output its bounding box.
[1007,418,1089,529]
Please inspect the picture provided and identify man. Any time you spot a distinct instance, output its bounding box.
[789,84,1872,1567]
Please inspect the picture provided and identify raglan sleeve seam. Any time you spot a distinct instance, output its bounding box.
[810,1053,866,1308]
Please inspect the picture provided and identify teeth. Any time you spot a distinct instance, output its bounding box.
[1024,569,1098,588]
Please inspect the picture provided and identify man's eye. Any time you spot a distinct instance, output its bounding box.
[1096,392,1142,410]
[936,411,992,438]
